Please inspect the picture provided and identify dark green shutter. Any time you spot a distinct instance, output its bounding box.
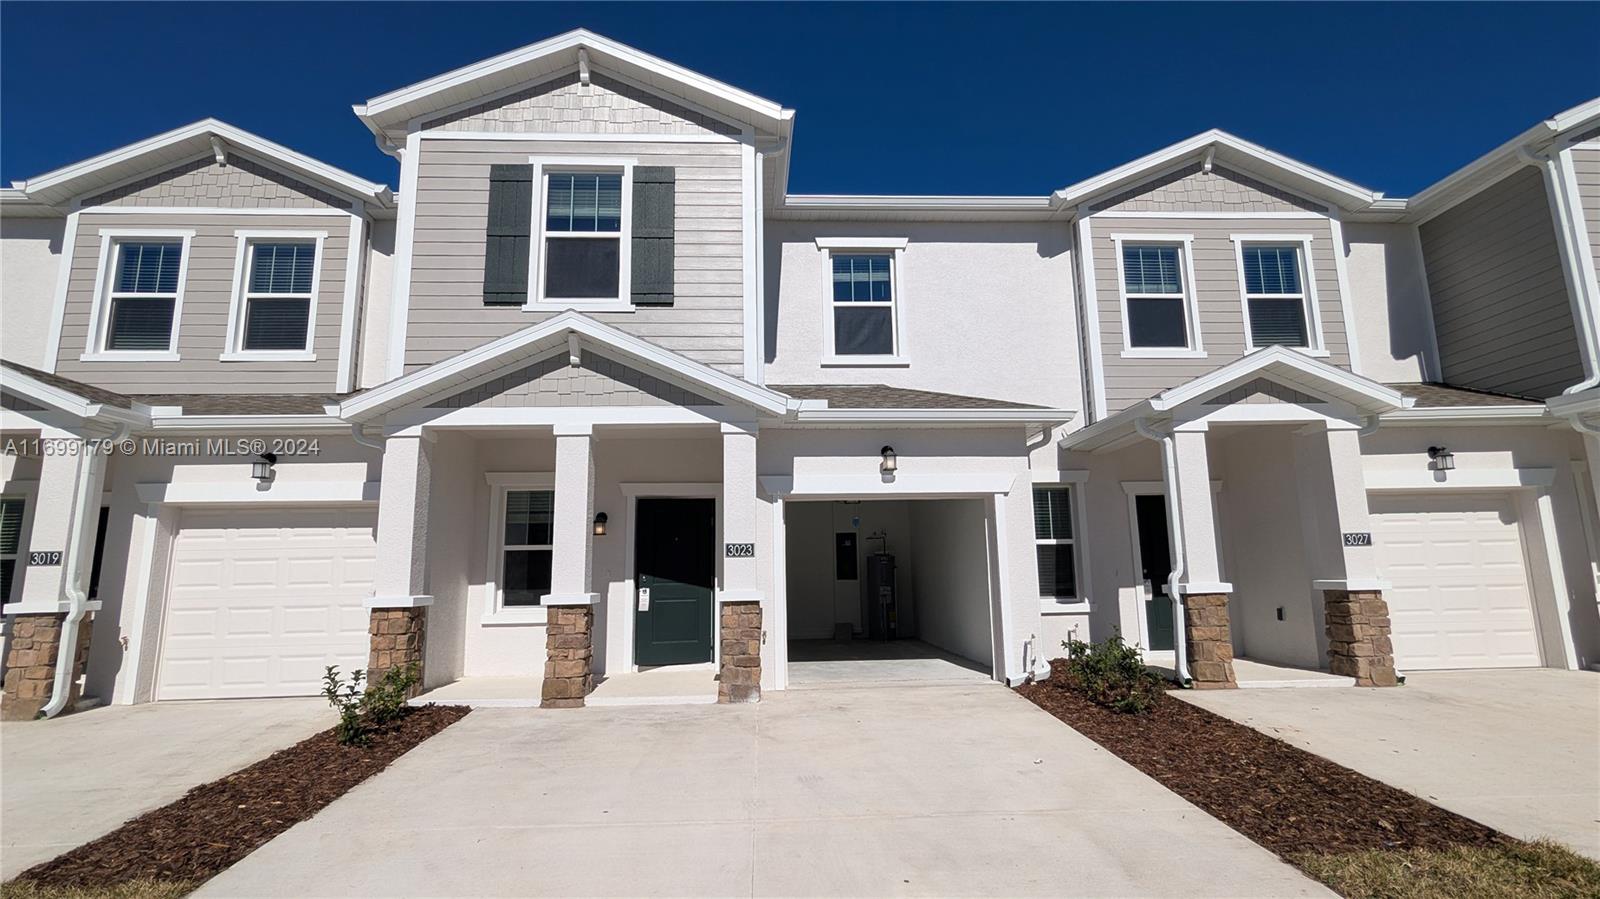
[631,166,675,306]
[483,164,533,306]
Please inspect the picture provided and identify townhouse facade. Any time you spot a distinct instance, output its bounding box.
[1,30,1596,718]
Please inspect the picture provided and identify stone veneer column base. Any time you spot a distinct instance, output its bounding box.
[1183,594,1237,689]
[1324,590,1399,687]
[2,612,92,721]
[541,606,595,708]
[368,607,427,698]
[718,600,762,703]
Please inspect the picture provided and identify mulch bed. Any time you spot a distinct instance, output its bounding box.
[10,704,470,892]
[1016,662,1506,857]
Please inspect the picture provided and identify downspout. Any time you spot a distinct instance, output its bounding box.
[1134,418,1190,685]
[350,422,385,452]
[41,423,126,718]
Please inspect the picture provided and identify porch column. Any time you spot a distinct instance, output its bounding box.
[368,435,432,695]
[541,424,596,708]
[1296,423,1397,687]
[1170,425,1236,688]
[718,422,762,702]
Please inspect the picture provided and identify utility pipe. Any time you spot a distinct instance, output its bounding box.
[1134,418,1191,684]
[42,423,125,718]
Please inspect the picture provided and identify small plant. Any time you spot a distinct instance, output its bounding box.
[322,665,368,746]
[364,663,420,725]
[1058,633,1165,714]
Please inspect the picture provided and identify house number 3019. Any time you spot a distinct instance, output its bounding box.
[28,551,63,566]
[725,543,755,558]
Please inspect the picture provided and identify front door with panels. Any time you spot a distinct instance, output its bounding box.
[1134,494,1175,652]
[634,497,716,666]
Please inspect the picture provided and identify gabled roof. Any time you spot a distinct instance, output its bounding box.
[339,312,795,421]
[1053,129,1382,214]
[12,119,393,209]
[354,29,794,144]
[0,359,147,426]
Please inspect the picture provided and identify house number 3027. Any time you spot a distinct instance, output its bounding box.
[1341,532,1373,547]
[725,543,756,558]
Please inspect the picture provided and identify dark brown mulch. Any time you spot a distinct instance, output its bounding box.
[11,704,470,891]
[1016,662,1506,857]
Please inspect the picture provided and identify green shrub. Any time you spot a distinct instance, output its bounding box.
[321,663,422,745]
[364,663,420,725]
[1058,634,1165,714]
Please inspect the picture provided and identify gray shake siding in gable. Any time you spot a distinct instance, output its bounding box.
[54,211,350,394]
[423,72,740,136]
[83,156,349,210]
[1091,164,1327,214]
[1088,214,1351,415]
[1420,166,1585,399]
[405,137,745,374]
[427,350,715,409]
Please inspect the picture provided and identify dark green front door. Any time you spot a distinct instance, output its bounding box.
[634,497,716,666]
[1135,494,1176,652]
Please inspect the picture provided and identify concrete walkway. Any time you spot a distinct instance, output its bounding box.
[1,697,329,879]
[1179,669,1600,859]
[201,684,1325,897]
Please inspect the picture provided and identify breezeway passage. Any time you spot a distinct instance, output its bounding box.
[197,685,1328,898]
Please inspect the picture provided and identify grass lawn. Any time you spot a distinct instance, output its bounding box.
[1294,840,1600,899]
[0,880,194,899]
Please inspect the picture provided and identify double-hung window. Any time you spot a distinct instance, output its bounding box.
[491,482,554,613]
[1033,486,1079,602]
[101,239,186,353]
[541,170,625,302]
[817,238,908,362]
[230,238,321,355]
[0,497,24,605]
[1116,236,1199,355]
[1237,241,1315,349]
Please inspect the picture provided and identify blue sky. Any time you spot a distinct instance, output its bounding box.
[3,3,1597,198]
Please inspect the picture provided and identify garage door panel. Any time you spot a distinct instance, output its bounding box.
[1371,493,1541,671]
[156,507,377,701]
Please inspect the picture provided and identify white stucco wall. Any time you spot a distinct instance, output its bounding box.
[1342,222,1434,384]
[763,221,1080,410]
[0,216,66,369]
[907,497,995,666]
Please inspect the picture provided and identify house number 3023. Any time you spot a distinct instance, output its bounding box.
[725,543,756,558]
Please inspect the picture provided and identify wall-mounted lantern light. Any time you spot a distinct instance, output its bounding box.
[880,445,897,475]
[252,452,277,482]
[593,512,608,537]
[1427,446,1455,472]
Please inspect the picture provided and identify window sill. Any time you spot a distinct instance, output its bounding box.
[79,351,180,363]
[1120,348,1206,360]
[524,301,636,314]
[821,355,909,368]
[480,606,549,626]
[219,351,316,363]
[1041,598,1091,614]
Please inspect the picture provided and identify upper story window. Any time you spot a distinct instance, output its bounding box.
[103,239,185,354]
[226,237,323,359]
[1235,240,1321,351]
[817,238,909,364]
[1033,485,1079,602]
[540,170,627,302]
[1114,236,1201,357]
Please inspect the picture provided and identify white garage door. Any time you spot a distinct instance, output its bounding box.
[1371,493,1541,670]
[157,507,377,700]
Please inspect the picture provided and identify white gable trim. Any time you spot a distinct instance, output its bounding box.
[1148,346,1408,412]
[0,368,149,428]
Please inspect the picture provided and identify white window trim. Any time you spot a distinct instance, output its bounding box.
[817,239,908,366]
[525,156,637,314]
[1112,234,1204,359]
[482,472,555,626]
[1032,478,1090,613]
[80,228,194,362]
[220,229,327,362]
[1229,234,1328,356]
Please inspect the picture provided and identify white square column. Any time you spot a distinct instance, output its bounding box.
[719,422,762,602]
[545,424,597,606]
[371,434,433,607]
[1293,422,1384,589]
[1171,426,1229,593]
[16,441,108,611]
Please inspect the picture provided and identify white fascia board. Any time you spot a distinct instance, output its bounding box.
[1053,129,1377,212]
[784,195,1056,213]
[358,29,788,136]
[1148,346,1410,413]
[136,480,380,505]
[145,414,351,432]
[1380,406,1549,425]
[339,311,795,420]
[794,408,1075,425]
[1547,385,1600,418]
[17,119,392,208]
[0,367,151,427]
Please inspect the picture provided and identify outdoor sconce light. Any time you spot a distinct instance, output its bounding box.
[252,452,277,482]
[1427,446,1455,472]
[593,512,608,537]
[880,445,897,474]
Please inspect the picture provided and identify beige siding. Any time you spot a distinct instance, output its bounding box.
[1419,166,1583,399]
[55,211,353,394]
[1571,145,1600,298]
[1092,164,1326,214]
[1089,216,1351,414]
[1199,378,1323,406]
[423,72,739,136]
[82,155,348,210]
[427,350,715,408]
[405,137,745,374]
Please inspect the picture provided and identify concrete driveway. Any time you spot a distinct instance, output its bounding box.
[1,697,329,879]
[1179,669,1600,859]
[201,683,1325,898]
